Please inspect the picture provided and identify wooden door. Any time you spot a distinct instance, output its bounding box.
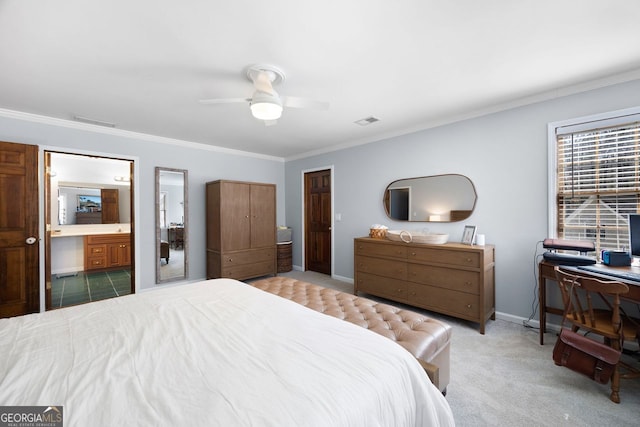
[101,188,120,223]
[0,141,39,318]
[305,169,331,274]
[250,184,276,248]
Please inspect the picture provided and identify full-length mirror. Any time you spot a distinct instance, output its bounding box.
[384,174,477,222]
[156,167,188,283]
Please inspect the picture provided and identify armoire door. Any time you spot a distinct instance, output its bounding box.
[220,182,251,251]
[250,184,276,248]
[0,141,39,318]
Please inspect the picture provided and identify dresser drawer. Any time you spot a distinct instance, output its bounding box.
[355,240,407,260]
[355,272,408,302]
[409,283,480,320]
[408,247,480,268]
[355,256,407,280]
[221,248,274,267]
[408,264,479,294]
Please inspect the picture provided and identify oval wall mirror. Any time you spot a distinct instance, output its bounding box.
[383,174,477,222]
[156,167,188,283]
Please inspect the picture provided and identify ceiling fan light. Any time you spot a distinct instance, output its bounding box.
[250,101,283,120]
[250,99,283,121]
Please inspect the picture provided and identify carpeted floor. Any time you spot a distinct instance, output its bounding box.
[276,270,640,427]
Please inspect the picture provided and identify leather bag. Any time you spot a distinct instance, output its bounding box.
[553,328,621,384]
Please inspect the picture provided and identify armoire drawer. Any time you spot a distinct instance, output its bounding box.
[355,272,409,302]
[408,247,480,268]
[355,241,407,260]
[408,283,480,319]
[356,256,407,280]
[222,260,275,280]
[221,248,274,267]
[408,264,479,294]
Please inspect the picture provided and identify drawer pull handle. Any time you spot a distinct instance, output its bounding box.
[467,304,472,308]
[466,258,472,263]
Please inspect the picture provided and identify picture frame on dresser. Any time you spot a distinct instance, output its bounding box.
[461,225,477,245]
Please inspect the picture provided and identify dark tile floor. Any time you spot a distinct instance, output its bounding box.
[51,269,132,308]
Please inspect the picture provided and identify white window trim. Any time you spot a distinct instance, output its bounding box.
[547,105,640,238]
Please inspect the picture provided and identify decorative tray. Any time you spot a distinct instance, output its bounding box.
[386,230,449,244]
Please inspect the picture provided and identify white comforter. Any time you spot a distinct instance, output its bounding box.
[0,279,454,426]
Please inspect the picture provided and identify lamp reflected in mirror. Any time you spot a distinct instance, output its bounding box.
[156,167,188,283]
[384,174,477,222]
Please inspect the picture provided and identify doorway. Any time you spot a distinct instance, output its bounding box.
[304,168,332,275]
[45,151,135,310]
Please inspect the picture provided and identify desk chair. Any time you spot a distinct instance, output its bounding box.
[555,267,640,403]
[160,240,170,264]
[174,228,184,249]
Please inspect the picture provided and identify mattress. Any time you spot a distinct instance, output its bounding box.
[0,279,454,426]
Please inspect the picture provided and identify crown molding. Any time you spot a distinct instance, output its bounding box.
[0,108,284,163]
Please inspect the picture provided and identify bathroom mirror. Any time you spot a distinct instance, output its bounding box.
[384,174,477,222]
[156,167,188,283]
[57,185,130,224]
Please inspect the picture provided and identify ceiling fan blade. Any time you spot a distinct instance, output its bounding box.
[282,96,329,110]
[199,97,251,105]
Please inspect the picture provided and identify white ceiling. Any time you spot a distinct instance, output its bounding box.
[2,1,640,159]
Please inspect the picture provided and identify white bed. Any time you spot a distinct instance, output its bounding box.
[0,279,454,426]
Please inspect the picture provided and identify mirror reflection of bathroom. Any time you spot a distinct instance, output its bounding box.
[47,152,134,309]
[156,168,187,283]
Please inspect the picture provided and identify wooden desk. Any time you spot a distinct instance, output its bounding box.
[538,261,640,345]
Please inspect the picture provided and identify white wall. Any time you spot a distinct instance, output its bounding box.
[284,78,640,323]
[0,113,286,293]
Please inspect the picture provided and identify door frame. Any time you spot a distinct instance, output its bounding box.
[300,165,334,276]
[38,146,140,312]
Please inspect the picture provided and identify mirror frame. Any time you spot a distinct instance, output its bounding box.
[383,173,477,222]
[155,167,188,284]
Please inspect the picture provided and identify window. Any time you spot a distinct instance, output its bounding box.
[553,110,640,253]
[159,191,167,228]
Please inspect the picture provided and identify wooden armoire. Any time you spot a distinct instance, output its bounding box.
[206,180,276,280]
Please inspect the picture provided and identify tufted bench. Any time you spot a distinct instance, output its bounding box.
[249,276,452,393]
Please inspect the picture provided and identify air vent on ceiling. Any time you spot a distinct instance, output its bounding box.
[72,115,116,128]
[354,116,380,126]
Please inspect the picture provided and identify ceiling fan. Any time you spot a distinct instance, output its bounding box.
[199,64,329,125]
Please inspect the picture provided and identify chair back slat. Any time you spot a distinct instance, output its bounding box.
[554,267,629,337]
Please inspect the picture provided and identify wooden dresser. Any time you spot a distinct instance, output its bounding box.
[85,233,131,271]
[206,180,276,281]
[354,237,495,334]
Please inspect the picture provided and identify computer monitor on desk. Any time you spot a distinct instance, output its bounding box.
[629,213,640,266]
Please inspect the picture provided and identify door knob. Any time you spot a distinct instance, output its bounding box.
[25,237,37,245]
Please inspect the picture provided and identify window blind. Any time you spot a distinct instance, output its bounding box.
[556,120,640,253]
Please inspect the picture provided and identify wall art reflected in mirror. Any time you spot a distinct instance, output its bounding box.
[384,174,477,222]
[156,167,188,283]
